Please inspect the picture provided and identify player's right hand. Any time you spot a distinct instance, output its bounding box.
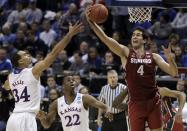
[85,6,92,23]
[36,110,46,120]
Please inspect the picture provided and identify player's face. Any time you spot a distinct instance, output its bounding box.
[18,51,32,67]
[64,76,76,92]
[107,73,118,87]
[131,30,145,49]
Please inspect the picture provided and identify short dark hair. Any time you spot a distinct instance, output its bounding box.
[132,27,149,41]
[11,52,21,68]
[62,73,74,84]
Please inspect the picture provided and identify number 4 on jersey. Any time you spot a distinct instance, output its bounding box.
[137,65,144,75]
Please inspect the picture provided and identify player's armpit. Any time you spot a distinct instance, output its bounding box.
[83,94,108,112]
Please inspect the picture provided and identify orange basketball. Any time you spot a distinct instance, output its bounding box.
[90,4,108,24]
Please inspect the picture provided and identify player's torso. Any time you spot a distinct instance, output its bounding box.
[9,68,40,114]
[125,49,158,101]
[57,93,91,131]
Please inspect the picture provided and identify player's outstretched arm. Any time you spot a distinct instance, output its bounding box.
[112,88,128,109]
[83,94,108,112]
[153,44,178,77]
[85,7,129,58]
[159,87,186,122]
[32,22,84,79]
[37,100,58,129]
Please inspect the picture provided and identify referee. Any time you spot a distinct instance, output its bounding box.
[98,70,128,131]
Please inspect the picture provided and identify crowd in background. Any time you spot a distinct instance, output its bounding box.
[0,0,187,131]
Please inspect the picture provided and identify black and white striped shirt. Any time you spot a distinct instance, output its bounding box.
[99,83,127,114]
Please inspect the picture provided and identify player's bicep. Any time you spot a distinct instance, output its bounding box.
[153,53,170,75]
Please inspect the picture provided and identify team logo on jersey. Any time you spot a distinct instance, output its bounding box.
[130,58,152,64]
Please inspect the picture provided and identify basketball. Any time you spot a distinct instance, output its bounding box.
[89,4,108,24]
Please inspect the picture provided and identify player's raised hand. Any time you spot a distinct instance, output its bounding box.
[85,6,93,23]
[161,43,173,61]
[68,21,84,36]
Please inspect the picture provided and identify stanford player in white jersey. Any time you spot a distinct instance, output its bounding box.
[37,74,109,131]
[3,22,84,131]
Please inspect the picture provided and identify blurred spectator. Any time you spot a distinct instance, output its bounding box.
[157,8,177,22]
[0,87,14,131]
[68,51,89,76]
[1,24,16,47]
[172,9,187,30]
[102,51,120,74]
[13,29,27,50]
[69,41,89,63]
[25,1,42,25]
[0,8,8,29]
[51,11,63,41]
[44,76,62,98]
[86,47,102,74]
[0,47,12,74]
[148,13,173,40]
[5,1,26,26]
[30,22,40,38]
[73,74,84,93]
[60,3,80,35]
[52,50,71,75]
[39,19,57,48]
[17,22,28,34]
[174,46,183,67]
[24,30,48,57]
[168,33,180,53]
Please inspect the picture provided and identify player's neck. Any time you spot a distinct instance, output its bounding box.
[133,46,145,58]
[64,91,76,104]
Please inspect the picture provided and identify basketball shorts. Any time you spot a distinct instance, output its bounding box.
[128,96,163,131]
[6,112,37,131]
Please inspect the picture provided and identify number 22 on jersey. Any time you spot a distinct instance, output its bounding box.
[137,65,144,75]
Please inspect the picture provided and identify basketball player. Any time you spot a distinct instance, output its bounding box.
[112,86,186,131]
[37,74,109,131]
[86,7,178,131]
[3,22,84,131]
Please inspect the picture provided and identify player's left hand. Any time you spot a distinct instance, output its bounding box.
[161,43,173,61]
[175,111,183,123]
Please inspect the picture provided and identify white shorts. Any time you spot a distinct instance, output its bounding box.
[6,112,37,131]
